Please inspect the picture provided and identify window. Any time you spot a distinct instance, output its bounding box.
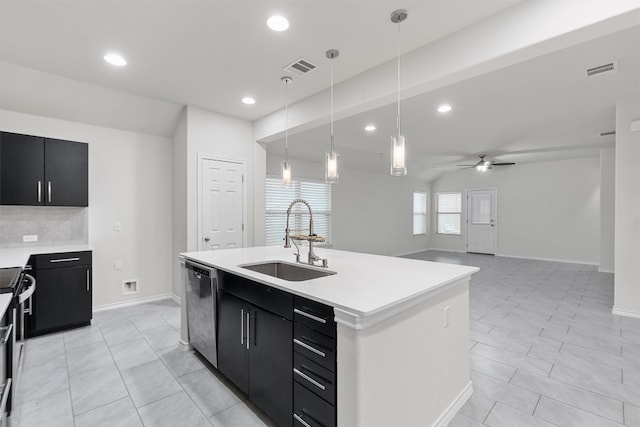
[413,191,427,235]
[265,176,332,246]
[436,192,462,235]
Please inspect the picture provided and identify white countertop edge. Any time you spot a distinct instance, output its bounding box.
[334,276,470,330]
[0,244,93,269]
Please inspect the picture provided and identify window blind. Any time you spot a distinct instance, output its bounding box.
[413,191,427,235]
[265,176,332,246]
[436,192,462,235]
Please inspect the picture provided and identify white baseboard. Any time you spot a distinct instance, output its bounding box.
[612,307,640,319]
[170,293,181,304]
[433,381,473,427]
[179,339,192,351]
[598,268,614,274]
[93,293,176,313]
[494,252,598,266]
[428,248,468,254]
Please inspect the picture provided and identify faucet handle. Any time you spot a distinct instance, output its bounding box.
[294,253,301,263]
[322,259,328,268]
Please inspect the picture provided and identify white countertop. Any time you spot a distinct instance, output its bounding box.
[0,244,93,269]
[182,246,479,329]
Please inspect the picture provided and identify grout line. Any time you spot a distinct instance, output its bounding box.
[532,394,542,415]
[481,401,498,424]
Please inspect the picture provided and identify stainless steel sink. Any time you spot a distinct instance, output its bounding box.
[239,261,336,282]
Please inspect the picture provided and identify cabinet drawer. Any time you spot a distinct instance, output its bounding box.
[219,272,293,320]
[294,296,335,338]
[293,352,335,406]
[294,323,336,372]
[34,251,92,269]
[294,382,335,427]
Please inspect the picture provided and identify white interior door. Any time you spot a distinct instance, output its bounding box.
[466,189,496,254]
[200,158,244,251]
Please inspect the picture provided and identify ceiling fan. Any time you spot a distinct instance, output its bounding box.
[456,154,516,172]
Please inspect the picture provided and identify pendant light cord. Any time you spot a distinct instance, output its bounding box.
[396,20,401,136]
[284,80,289,163]
[330,56,335,152]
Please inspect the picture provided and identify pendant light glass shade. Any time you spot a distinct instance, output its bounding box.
[281,76,293,185]
[390,9,408,177]
[325,151,339,183]
[325,49,339,184]
[391,134,407,176]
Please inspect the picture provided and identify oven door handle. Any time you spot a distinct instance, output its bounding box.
[19,274,36,304]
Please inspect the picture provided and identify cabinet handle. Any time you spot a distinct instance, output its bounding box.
[0,379,11,414]
[293,368,326,391]
[240,309,244,345]
[37,181,42,203]
[293,414,312,427]
[246,311,250,350]
[293,338,326,358]
[86,269,90,291]
[50,257,80,263]
[48,181,52,203]
[294,308,327,324]
[0,324,12,345]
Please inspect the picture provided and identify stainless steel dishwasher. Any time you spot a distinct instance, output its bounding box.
[185,261,218,367]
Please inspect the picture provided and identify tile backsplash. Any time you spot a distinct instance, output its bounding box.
[0,206,88,248]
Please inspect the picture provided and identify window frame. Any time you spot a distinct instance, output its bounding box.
[412,190,428,235]
[435,192,462,236]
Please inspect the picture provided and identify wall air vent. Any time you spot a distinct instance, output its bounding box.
[586,61,618,78]
[283,58,317,75]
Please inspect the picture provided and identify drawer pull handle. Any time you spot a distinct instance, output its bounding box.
[293,339,326,358]
[0,379,11,413]
[50,257,80,263]
[294,308,327,324]
[0,324,13,345]
[293,368,326,391]
[293,413,312,427]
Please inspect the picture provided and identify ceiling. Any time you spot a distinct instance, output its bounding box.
[267,25,640,182]
[0,0,522,122]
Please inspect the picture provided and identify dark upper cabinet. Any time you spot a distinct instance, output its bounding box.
[0,132,88,207]
[45,138,88,206]
[0,132,44,205]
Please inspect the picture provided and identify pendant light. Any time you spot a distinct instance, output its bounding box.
[281,76,293,185]
[325,49,339,184]
[390,9,408,176]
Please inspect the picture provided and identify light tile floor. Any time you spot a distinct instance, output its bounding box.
[10,251,640,426]
[404,251,640,427]
[11,299,275,427]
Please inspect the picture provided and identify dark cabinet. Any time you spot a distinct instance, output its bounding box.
[218,273,293,427]
[27,251,92,337]
[0,132,88,206]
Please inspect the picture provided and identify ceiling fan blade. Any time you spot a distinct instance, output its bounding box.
[491,162,516,166]
[457,166,475,170]
[456,164,476,167]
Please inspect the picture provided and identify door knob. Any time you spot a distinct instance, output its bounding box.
[204,236,210,242]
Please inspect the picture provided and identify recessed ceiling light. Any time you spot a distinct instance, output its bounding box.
[364,125,376,132]
[437,104,452,113]
[242,97,256,105]
[267,15,289,32]
[103,52,127,67]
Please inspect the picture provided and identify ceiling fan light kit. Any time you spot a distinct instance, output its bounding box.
[457,154,516,172]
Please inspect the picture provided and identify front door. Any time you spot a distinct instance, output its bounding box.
[200,158,244,251]
[466,189,496,254]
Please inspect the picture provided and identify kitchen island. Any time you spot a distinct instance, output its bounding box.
[181,246,478,427]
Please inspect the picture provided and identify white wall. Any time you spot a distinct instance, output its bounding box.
[600,148,615,273]
[266,156,430,256]
[431,157,601,265]
[171,107,188,296]
[0,109,173,307]
[614,99,640,316]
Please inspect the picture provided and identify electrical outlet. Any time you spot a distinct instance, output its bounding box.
[114,260,122,270]
[23,235,38,242]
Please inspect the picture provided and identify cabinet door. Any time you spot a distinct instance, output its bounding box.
[217,291,249,394]
[32,266,92,333]
[44,138,88,206]
[250,306,293,427]
[0,132,44,205]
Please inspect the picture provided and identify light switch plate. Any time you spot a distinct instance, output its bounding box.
[114,260,122,270]
[23,235,38,242]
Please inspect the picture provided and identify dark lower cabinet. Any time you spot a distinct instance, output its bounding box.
[218,278,293,427]
[27,251,92,337]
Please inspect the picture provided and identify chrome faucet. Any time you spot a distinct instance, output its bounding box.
[284,198,328,267]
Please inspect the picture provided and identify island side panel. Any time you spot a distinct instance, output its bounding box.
[336,279,471,427]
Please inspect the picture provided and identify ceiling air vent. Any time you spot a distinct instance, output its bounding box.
[586,61,618,78]
[283,58,317,75]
